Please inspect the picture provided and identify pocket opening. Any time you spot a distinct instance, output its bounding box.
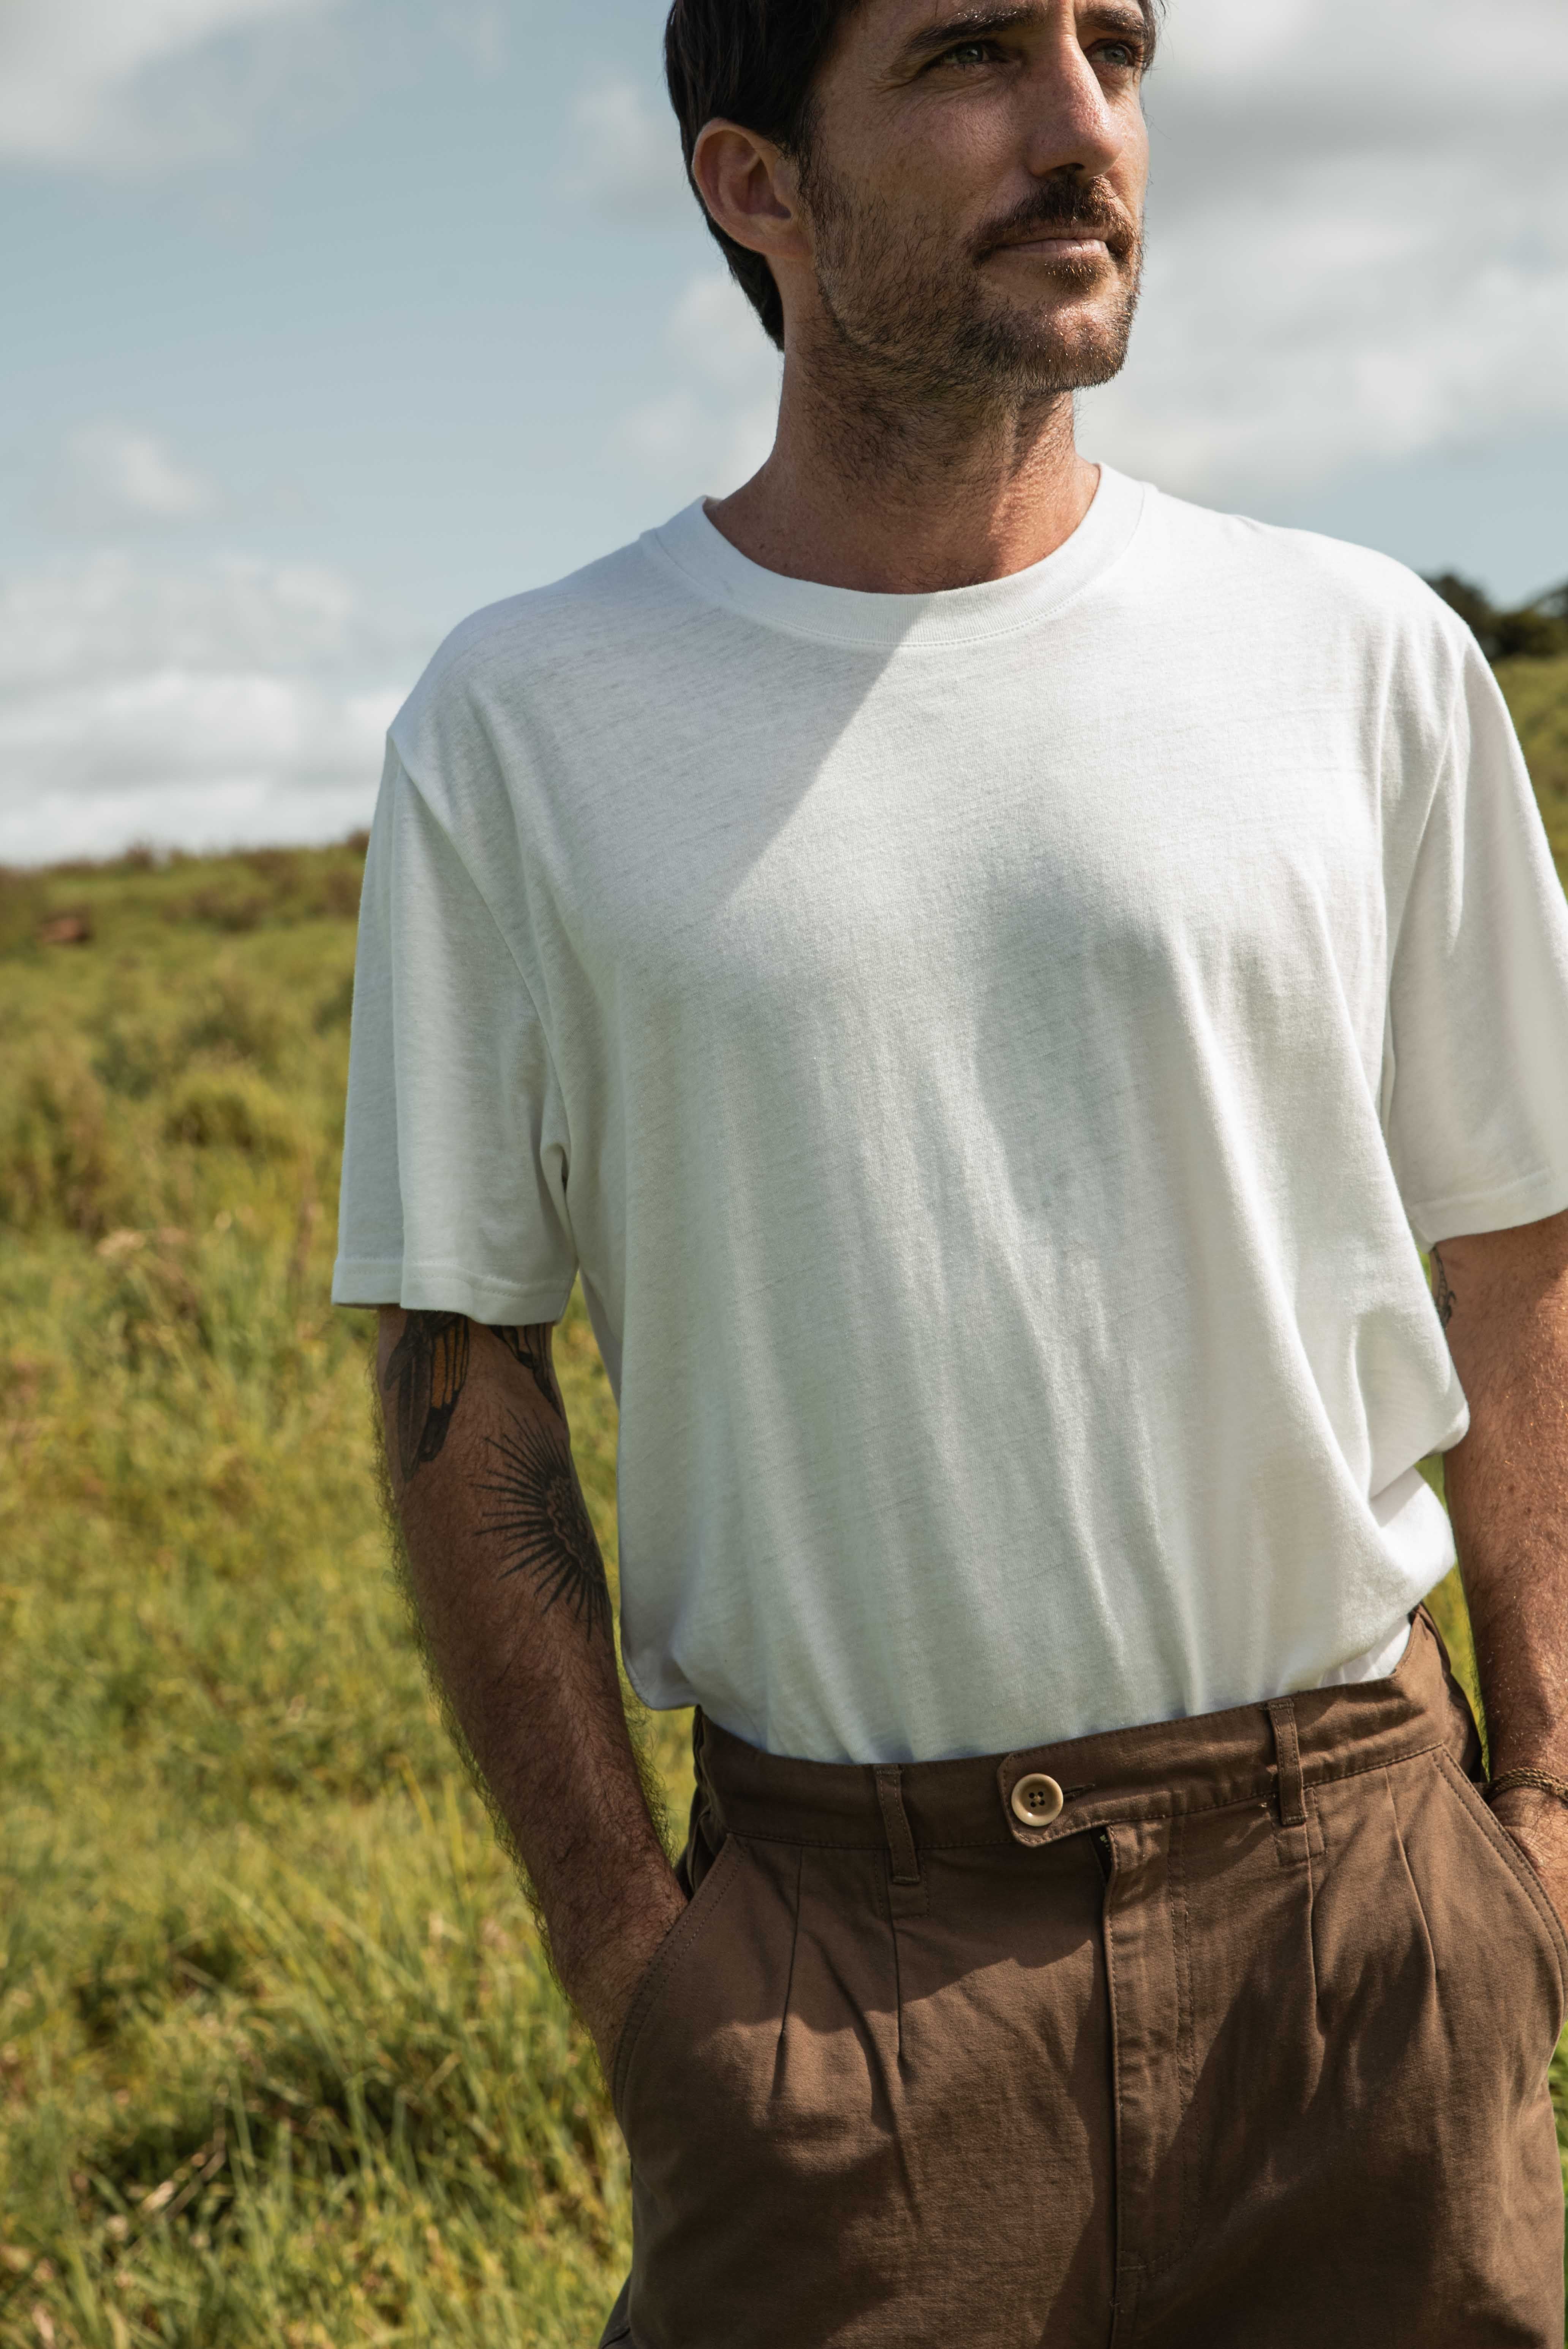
[1433,1749,1568,2014]
[610,1832,744,2121]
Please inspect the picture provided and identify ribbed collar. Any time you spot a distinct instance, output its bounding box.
[642,464,1147,652]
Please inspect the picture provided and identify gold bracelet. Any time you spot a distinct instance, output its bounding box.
[1488,1768,1568,1807]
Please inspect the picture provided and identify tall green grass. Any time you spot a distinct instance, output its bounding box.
[0,844,691,2345]
[1500,654,1568,877]
[2,697,1566,2346]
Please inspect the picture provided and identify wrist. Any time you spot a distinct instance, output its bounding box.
[1489,1766,1568,1808]
[549,1851,685,1996]
[552,1860,689,2069]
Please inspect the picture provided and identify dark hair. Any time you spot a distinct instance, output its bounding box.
[665,2,1162,350]
[664,0,858,351]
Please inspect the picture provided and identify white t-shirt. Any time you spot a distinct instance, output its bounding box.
[334,467,1568,1764]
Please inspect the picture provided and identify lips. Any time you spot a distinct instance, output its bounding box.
[998,231,1109,250]
[977,193,1137,265]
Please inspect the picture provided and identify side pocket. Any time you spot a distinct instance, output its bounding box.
[610,1834,744,2122]
[1433,1749,1568,2011]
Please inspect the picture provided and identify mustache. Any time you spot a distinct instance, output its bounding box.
[974,181,1140,264]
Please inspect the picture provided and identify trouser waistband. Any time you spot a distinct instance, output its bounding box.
[692,1606,1479,1862]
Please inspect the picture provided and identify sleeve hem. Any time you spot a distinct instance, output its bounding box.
[1407,1165,1568,1249]
[330,1256,577,1325]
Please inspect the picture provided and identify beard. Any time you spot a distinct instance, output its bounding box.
[798,153,1144,409]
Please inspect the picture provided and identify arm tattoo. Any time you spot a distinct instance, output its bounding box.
[490,1324,561,1412]
[383,1317,560,1483]
[1430,1247,1457,1331]
[476,1410,612,1643]
[383,1311,472,1481]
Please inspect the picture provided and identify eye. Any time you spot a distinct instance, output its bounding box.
[940,38,1002,66]
[1093,38,1142,70]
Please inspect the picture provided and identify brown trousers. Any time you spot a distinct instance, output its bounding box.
[601,1610,1566,2347]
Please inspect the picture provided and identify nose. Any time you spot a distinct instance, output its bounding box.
[1020,24,1131,182]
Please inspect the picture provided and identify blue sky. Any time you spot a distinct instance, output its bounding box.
[3,0,1566,862]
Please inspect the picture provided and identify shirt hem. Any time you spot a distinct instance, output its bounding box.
[620,1586,1450,1764]
[331,1255,576,1325]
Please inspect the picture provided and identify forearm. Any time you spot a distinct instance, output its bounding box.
[1434,1216,1568,1777]
[378,1310,682,2048]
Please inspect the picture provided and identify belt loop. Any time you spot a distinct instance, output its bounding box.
[874,1766,922,1882]
[1267,1698,1306,1827]
[874,1766,927,1915]
[1266,1696,1323,1866]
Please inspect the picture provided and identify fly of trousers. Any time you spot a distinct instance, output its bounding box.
[599,1609,1568,2348]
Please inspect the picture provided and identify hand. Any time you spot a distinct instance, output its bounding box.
[558,1861,690,2082]
[1491,1785,1568,1940]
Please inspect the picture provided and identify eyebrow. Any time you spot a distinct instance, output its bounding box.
[893,0,1157,74]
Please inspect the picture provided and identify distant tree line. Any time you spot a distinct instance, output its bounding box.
[1426,573,1568,663]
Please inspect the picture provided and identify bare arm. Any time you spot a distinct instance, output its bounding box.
[1433,1206,1568,1919]
[377,1308,685,2068]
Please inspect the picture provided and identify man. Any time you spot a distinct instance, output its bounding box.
[333,0,1568,2340]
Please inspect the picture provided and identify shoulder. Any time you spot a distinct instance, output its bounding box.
[420,535,678,686]
[387,526,707,824]
[1133,481,1476,679]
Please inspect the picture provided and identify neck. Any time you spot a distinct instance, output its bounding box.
[706,328,1100,595]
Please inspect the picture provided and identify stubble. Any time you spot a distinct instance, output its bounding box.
[794,144,1144,482]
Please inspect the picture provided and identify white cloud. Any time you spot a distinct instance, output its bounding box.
[0,553,363,689]
[0,777,382,867]
[619,389,781,499]
[566,79,692,221]
[1080,0,1568,498]
[0,553,403,866]
[0,0,339,168]
[617,270,782,502]
[1,669,394,796]
[54,423,217,526]
[669,274,781,398]
[1152,0,1565,119]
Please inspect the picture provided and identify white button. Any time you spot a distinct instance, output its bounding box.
[1011,1772,1064,1827]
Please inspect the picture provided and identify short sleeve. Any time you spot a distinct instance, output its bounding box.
[331,745,579,1322]
[1385,640,1568,1247]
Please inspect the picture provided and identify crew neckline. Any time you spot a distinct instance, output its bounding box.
[641,463,1148,651]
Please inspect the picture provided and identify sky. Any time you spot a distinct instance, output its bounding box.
[2,0,1567,865]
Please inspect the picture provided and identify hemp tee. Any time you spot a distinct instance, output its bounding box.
[333,467,1568,1764]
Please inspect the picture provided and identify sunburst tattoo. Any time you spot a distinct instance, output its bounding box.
[476,1411,611,1642]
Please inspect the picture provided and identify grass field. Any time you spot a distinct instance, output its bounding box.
[2,651,1567,2346]
[1500,654,1568,877]
[0,843,694,2346]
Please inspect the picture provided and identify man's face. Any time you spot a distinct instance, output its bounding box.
[796,0,1151,399]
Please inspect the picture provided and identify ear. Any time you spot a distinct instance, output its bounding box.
[691,117,810,263]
